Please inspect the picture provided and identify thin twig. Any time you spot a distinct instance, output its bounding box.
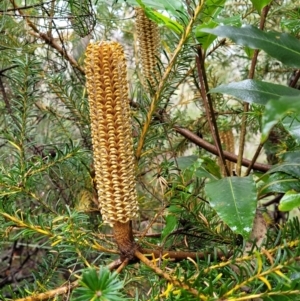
[0,76,12,114]
[289,69,300,88]
[9,0,85,74]
[14,280,79,301]
[0,1,52,12]
[236,4,271,176]
[196,46,230,176]
[245,143,264,176]
[140,248,231,261]
[135,250,200,297]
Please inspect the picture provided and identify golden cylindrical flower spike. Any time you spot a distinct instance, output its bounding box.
[135,8,160,90]
[85,41,138,225]
[219,130,235,176]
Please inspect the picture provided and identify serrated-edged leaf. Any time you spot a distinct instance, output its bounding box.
[279,191,300,212]
[258,172,300,196]
[210,80,300,105]
[250,0,272,14]
[261,96,300,142]
[201,25,300,68]
[205,176,257,238]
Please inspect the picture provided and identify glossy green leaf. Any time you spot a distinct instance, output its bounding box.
[258,172,300,196]
[205,176,257,238]
[282,115,300,143]
[195,157,221,180]
[195,0,227,49]
[134,0,186,22]
[279,191,300,212]
[195,20,218,50]
[210,80,300,105]
[176,156,220,180]
[146,10,183,33]
[268,152,300,179]
[261,96,300,142]
[201,25,300,68]
[136,0,183,33]
[250,0,272,14]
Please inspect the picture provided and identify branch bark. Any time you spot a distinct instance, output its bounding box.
[174,126,270,172]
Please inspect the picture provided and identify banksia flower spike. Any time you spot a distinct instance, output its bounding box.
[135,8,160,91]
[219,130,235,176]
[85,41,139,259]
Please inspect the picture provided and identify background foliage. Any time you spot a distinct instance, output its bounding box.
[0,0,300,300]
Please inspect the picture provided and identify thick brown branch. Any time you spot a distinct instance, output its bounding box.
[141,248,230,261]
[135,250,199,297]
[174,126,270,172]
[113,221,139,262]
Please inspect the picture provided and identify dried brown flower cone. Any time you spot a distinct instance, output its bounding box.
[219,130,235,176]
[84,41,138,226]
[135,8,160,90]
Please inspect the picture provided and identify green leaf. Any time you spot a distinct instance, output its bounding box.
[282,115,300,143]
[244,46,255,59]
[250,0,272,14]
[72,267,126,301]
[146,10,183,33]
[267,152,300,179]
[134,0,186,27]
[176,156,220,180]
[176,155,198,170]
[210,80,300,105]
[195,20,218,50]
[258,172,300,196]
[261,96,300,142]
[205,176,257,239]
[195,157,221,180]
[279,191,300,212]
[162,215,178,240]
[201,25,300,68]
